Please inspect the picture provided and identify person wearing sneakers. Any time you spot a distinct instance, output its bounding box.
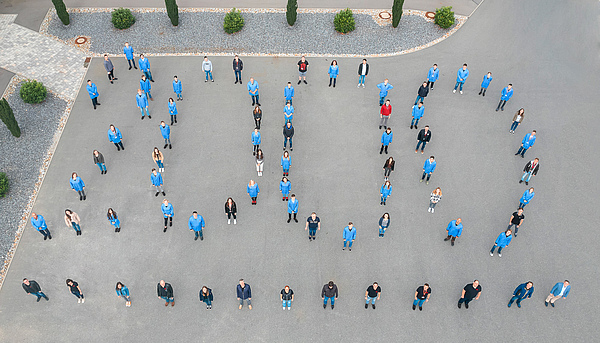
[380,180,392,206]
[428,187,442,213]
[280,285,294,310]
[66,279,84,303]
[413,283,432,311]
[490,229,513,257]
[415,81,429,105]
[199,286,213,310]
[252,128,261,156]
[479,72,492,96]
[426,64,439,89]
[30,213,52,240]
[247,180,260,205]
[458,280,481,309]
[107,208,121,233]
[297,56,309,84]
[281,151,291,176]
[378,213,390,237]
[157,280,174,307]
[202,56,214,82]
[283,122,294,151]
[172,75,183,100]
[510,108,524,134]
[247,77,260,106]
[284,82,295,105]
[233,54,243,84]
[508,208,525,237]
[280,177,291,201]
[515,130,536,158]
[188,211,205,241]
[444,218,462,246]
[255,149,264,177]
[161,199,174,232]
[69,172,86,201]
[545,280,570,308]
[237,279,252,310]
[421,156,436,184]
[108,124,124,151]
[520,158,539,185]
[115,282,131,307]
[365,282,381,309]
[93,150,107,174]
[140,74,152,101]
[453,64,469,94]
[416,125,431,154]
[379,99,392,129]
[152,147,165,172]
[306,212,321,241]
[519,188,535,208]
[496,84,514,111]
[160,121,171,149]
[103,54,117,84]
[22,278,49,302]
[380,127,393,154]
[225,197,237,225]
[321,281,338,309]
[508,281,534,308]
[86,80,101,110]
[287,194,299,223]
[357,59,369,88]
[377,79,394,106]
[64,209,82,236]
[342,222,357,251]
[138,54,153,81]
[136,89,150,120]
[253,105,262,129]
[168,98,178,125]
[383,156,395,180]
[410,102,425,130]
[123,42,137,70]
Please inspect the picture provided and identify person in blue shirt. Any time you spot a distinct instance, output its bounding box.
[159,121,171,149]
[151,168,165,197]
[161,199,174,232]
[380,180,392,206]
[140,74,152,101]
[107,208,121,233]
[411,102,425,130]
[123,42,137,70]
[247,180,260,205]
[172,75,182,100]
[342,222,357,251]
[287,194,299,223]
[453,64,469,94]
[380,127,393,155]
[251,128,261,156]
[281,151,291,176]
[496,84,513,111]
[108,124,124,151]
[479,72,492,96]
[136,89,150,120]
[328,60,339,87]
[377,79,394,106]
[116,282,131,307]
[70,172,86,201]
[86,80,100,110]
[519,187,535,208]
[421,156,436,184]
[30,212,52,240]
[168,98,178,125]
[138,54,153,82]
[279,177,291,201]
[444,218,462,246]
[283,102,294,124]
[508,281,534,308]
[427,64,439,90]
[247,77,260,106]
[490,229,513,257]
[545,280,570,308]
[284,82,295,105]
[515,130,536,157]
[188,211,205,241]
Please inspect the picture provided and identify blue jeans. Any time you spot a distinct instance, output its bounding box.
[110,218,121,228]
[411,117,420,126]
[490,245,503,254]
[202,298,212,306]
[251,94,259,104]
[282,300,291,308]
[516,146,528,156]
[239,298,251,306]
[96,162,106,172]
[508,296,522,306]
[143,70,153,81]
[144,90,152,100]
[175,91,182,100]
[324,296,335,305]
[71,291,84,299]
[309,228,317,236]
[358,75,365,85]
[521,172,533,182]
[283,168,289,174]
[413,299,425,307]
[127,59,136,68]
[156,160,164,168]
[343,240,353,248]
[234,70,242,81]
[422,172,432,181]
[454,81,464,91]
[285,117,292,124]
[379,227,387,236]
[161,296,174,303]
[71,222,81,232]
[31,291,48,300]
[140,107,150,117]
[416,141,427,151]
[194,230,203,239]
[519,202,528,208]
[415,95,424,105]
[285,98,293,105]
[379,96,385,106]
[510,121,520,131]
[284,137,292,148]
[380,195,388,203]
[37,229,51,238]
[205,70,213,81]
[366,296,377,304]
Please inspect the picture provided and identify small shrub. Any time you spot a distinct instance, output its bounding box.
[19,80,47,104]
[0,98,21,137]
[224,8,244,34]
[0,172,8,198]
[334,8,355,34]
[286,0,298,26]
[52,0,70,25]
[435,6,455,29]
[165,0,179,26]
[112,8,136,30]
[392,0,404,28]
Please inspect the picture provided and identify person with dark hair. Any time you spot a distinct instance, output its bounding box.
[136,89,150,120]
[151,168,165,197]
[188,211,205,241]
[496,84,513,111]
[379,99,392,129]
[247,180,260,205]
[281,151,291,176]
[279,177,291,201]
[157,280,174,306]
[168,98,178,125]
[172,75,182,100]
[415,81,429,105]
[383,156,395,180]
[479,72,492,96]
[283,122,294,151]
[322,281,338,309]
[507,208,524,237]
[108,124,124,151]
[30,212,51,240]
[93,150,107,174]
[380,127,393,155]
[66,279,84,303]
[199,286,213,309]
[380,180,392,205]
[138,54,153,81]
[160,121,171,149]
[284,82,295,105]
[416,126,431,154]
[281,285,294,310]
[410,102,425,130]
[247,77,260,106]
[305,212,320,241]
[253,106,262,129]
[116,282,131,307]
[453,64,469,94]
[287,194,299,223]
[426,64,438,90]
[444,218,462,246]
[328,60,339,87]
[508,281,533,308]
[103,54,117,84]
[202,56,213,82]
[520,158,539,185]
[161,199,174,232]
[22,278,49,302]
[510,108,524,134]
[413,283,431,311]
[343,222,356,251]
[283,102,294,124]
[152,147,165,173]
[458,280,481,309]
[70,172,86,201]
[86,80,100,110]
[233,55,243,84]
[237,279,252,310]
[140,74,152,101]
[365,282,381,309]
[255,149,264,177]
[421,156,436,184]
[357,59,369,88]
[225,198,237,225]
[123,42,137,70]
[107,208,121,232]
[64,209,82,236]
[252,128,261,156]
[297,56,309,84]
[545,280,570,307]
[515,130,536,158]
[490,229,513,257]
[378,213,390,237]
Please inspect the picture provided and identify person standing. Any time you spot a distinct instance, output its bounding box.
[283,102,294,124]
[328,60,339,87]
[520,158,539,185]
[379,99,392,129]
[490,229,513,257]
[247,77,260,106]
[458,280,481,309]
[426,64,439,90]
[140,74,153,101]
[116,282,131,307]
[253,105,262,130]
[322,281,338,309]
[383,156,395,180]
[428,187,442,213]
[507,208,525,237]
[283,122,294,151]
[453,64,469,94]
[161,199,174,232]
[64,209,82,236]
[377,79,394,106]
[199,286,213,310]
[168,98,178,125]
[510,108,525,134]
[70,172,86,201]
[496,84,513,111]
[136,89,150,120]
[202,56,214,82]
[378,213,390,237]
[479,72,492,96]
[305,212,320,241]
[172,76,183,100]
[380,180,392,205]
[233,55,243,84]
[342,222,356,251]
[508,281,534,308]
[287,194,299,223]
[415,81,429,105]
[545,280,570,308]
[281,151,291,176]
[108,124,124,151]
[66,279,84,303]
[247,180,260,205]
[380,127,393,155]
[364,282,381,309]
[284,82,295,105]
[107,208,121,232]
[297,56,309,84]
[444,218,462,246]
[251,128,261,156]
[281,285,294,310]
[413,283,432,311]
[255,149,264,177]
[151,168,166,197]
[160,121,171,149]
[357,59,369,88]
[188,211,205,241]
[237,279,252,310]
[225,197,237,225]
[420,156,436,184]
[138,54,153,82]
[22,278,49,302]
[519,188,535,208]
[30,213,51,240]
[93,150,107,174]
[103,54,118,84]
[86,80,100,110]
[415,125,431,154]
[515,130,537,158]
[152,147,165,172]
[123,42,137,70]
[410,102,425,129]
[279,177,291,201]
[157,280,174,306]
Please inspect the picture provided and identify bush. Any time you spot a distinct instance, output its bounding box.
[224,8,244,34]
[112,8,136,30]
[19,80,47,104]
[0,98,21,138]
[392,0,404,28]
[52,0,70,25]
[435,6,455,29]
[334,8,355,34]
[286,0,298,26]
[165,0,179,26]
[0,172,8,198]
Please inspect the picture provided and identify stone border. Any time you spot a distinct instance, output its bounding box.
[39,7,467,58]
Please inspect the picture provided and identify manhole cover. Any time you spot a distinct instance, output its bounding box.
[379,11,391,19]
[75,36,87,45]
[425,12,435,19]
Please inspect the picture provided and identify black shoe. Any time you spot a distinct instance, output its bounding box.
[412,305,416,310]
[415,125,418,130]
[458,302,461,309]
[195,236,198,241]
[298,80,301,85]
[110,81,113,84]
[79,195,83,201]
[44,236,48,240]
[521,155,524,158]
[151,80,154,82]
[291,148,293,151]
[331,304,334,309]
[115,227,119,232]
[410,125,413,129]
[169,144,172,149]
[465,303,469,309]
[48,235,52,239]
[372,304,375,309]
[287,218,291,223]
[97,103,101,106]
[519,180,523,184]
[294,218,298,223]
[525,182,528,185]
[349,248,352,251]
[129,66,132,70]
[94,107,96,110]
[141,116,144,120]
[444,237,450,241]
[365,304,368,309]
[515,153,519,155]
[83,195,86,200]
[37,297,41,302]
[379,126,382,129]
[155,192,159,197]
[113,78,118,81]
[134,67,138,69]
[323,304,327,309]
[451,240,455,246]
[478,91,482,95]
[45,296,49,301]
[303,80,307,84]
[200,235,204,241]
[257,103,261,106]
[164,144,168,149]
[496,108,499,112]
[148,115,151,119]
[545,301,548,307]
[550,303,554,307]
[162,192,166,196]
[253,151,256,156]
[252,102,255,106]
[169,220,173,227]
[163,227,167,232]
[419,307,422,311]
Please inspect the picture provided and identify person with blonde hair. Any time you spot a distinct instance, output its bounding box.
[429,187,442,213]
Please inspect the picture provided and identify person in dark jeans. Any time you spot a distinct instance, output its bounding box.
[66,279,84,303]
[415,81,429,105]
[86,80,100,110]
[283,122,294,151]
[30,212,52,240]
[225,197,237,225]
[413,284,432,311]
[103,54,117,84]
[458,280,481,309]
[520,158,539,185]
[508,281,534,308]
[507,208,525,237]
[321,281,338,309]
[22,278,49,302]
[415,126,431,154]
[383,156,395,180]
[199,286,213,309]
[253,106,262,129]
[157,280,174,306]
[364,282,381,309]
[237,279,252,310]
[305,212,320,241]
[233,55,243,84]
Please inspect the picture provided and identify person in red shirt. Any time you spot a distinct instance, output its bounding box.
[379,99,392,129]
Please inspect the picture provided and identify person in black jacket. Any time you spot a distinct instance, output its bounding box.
[225,197,237,225]
[199,286,213,310]
[237,279,252,310]
[520,158,539,185]
[92,150,107,175]
[253,106,262,129]
[357,59,369,88]
[283,122,294,151]
[233,55,243,84]
[22,278,49,302]
[415,81,430,105]
[415,126,432,154]
[157,280,174,307]
[383,156,395,180]
[280,285,294,310]
[322,281,338,309]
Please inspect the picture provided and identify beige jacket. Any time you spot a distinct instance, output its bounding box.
[512,112,524,123]
[153,151,164,162]
[64,212,81,226]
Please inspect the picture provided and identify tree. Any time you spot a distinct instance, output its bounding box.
[392,0,404,28]
[0,98,21,138]
[52,0,70,25]
[286,0,298,26]
[165,0,179,26]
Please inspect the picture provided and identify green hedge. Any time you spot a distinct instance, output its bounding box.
[435,6,455,29]
[224,8,244,34]
[19,80,47,104]
[0,172,8,198]
[112,8,136,30]
[334,8,355,34]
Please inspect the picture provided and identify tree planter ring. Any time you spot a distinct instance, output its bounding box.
[74,36,87,45]
[379,11,391,20]
[425,12,435,19]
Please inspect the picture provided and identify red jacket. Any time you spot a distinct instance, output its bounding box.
[380,104,392,116]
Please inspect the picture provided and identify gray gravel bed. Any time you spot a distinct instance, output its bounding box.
[0,83,67,263]
[47,11,456,55]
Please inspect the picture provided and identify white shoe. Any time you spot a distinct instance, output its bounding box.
[499,253,502,257]
[362,84,365,88]
[357,84,360,88]
[283,307,286,310]
[78,298,81,303]
[431,208,434,213]
[453,89,456,93]
[234,219,237,225]
[490,252,493,256]
[228,219,231,225]
[287,307,290,310]
[81,298,85,303]
[460,91,463,94]
[428,207,431,212]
